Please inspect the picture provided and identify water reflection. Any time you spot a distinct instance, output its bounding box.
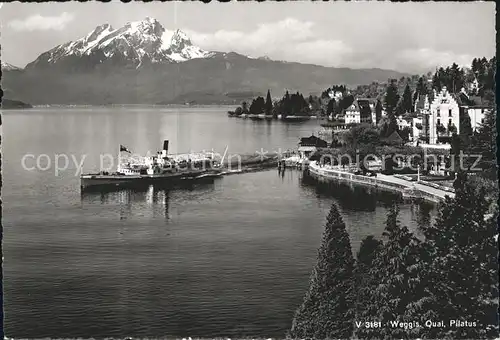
[300,173,382,211]
[80,179,217,221]
[415,201,434,231]
[299,171,436,230]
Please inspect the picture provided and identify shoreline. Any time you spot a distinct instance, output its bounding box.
[307,161,454,203]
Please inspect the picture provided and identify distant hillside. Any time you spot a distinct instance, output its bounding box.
[2,52,407,105]
[2,16,408,105]
[1,61,22,71]
[159,90,264,105]
[1,98,33,109]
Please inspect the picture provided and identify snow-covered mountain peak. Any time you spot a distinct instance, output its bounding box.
[87,24,114,41]
[126,17,165,37]
[165,29,214,62]
[1,61,21,70]
[171,29,192,47]
[26,17,216,69]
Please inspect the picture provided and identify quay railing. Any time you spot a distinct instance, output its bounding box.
[418,179,455,193]
[418,189,451,203]
[308,162,450,202]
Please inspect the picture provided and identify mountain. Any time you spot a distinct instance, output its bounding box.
[1,98,33,109]
[3,17,409,105]
[25,17,214,71]
[1,61,22,71]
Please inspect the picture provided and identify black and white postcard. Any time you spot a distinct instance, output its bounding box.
[0,2,497,339]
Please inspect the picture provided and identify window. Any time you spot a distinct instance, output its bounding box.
[437,119,441,126]
[448,119,452,126]
[449,109,452,117]
[437,108,440,116]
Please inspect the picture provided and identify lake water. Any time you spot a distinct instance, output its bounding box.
[1,107,435,338]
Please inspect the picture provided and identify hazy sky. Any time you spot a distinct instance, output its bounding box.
[0,2,495,73]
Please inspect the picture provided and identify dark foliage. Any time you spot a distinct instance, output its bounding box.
[290,203,356,339]
[265,89,273,115]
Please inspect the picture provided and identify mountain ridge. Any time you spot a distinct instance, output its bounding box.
[3,17,409,105]
[1,61,22,71]
[25,17,214,71]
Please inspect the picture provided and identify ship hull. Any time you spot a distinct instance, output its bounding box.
[80,169,222,191]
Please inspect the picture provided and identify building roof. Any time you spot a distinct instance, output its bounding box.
[467,96,492,108]
[453,93,492,108]
[382,131,404,144]
[299,135,328,148]
[357,97,378,104]
[356,99,374,118]
[346,101,361,111]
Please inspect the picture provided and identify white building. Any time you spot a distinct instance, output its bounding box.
[396,115,412,131]
[344,99,373,125]
[428,87,460,144]
[467,107,487,131]
[460,95,490,132]
[412,117,423,142]
[344,101,361,124]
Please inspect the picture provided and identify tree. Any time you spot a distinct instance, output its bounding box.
[415,76,427,98]
[326,98,336,115]
[385,79,400,116]
[436,123,446,135]
[241,101,249,113]
[409,179,498,339]
[356,205,426,339]
[447,122,457,135]
[395,98,405,116]
[448,132,463,177]
[459,107,473,143]
[283,91,291,118]
[381,152,397,174]
[449,62,465,93]
[265,90,273,115]
[375,99,383,125]
[308,95,322,114]
[345,123,381,148]
[338,94,355,113]
[354,235,383,335]
[290,203,356,339]
[354,236,383,312]
[355,235,383,281]
[432,68,444,91]
[384,80,400,136]
[402,84,413,113]
[483,56,496,93]
[249,96,265,114]
[399,126,412,142]
[470,107,496,179]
